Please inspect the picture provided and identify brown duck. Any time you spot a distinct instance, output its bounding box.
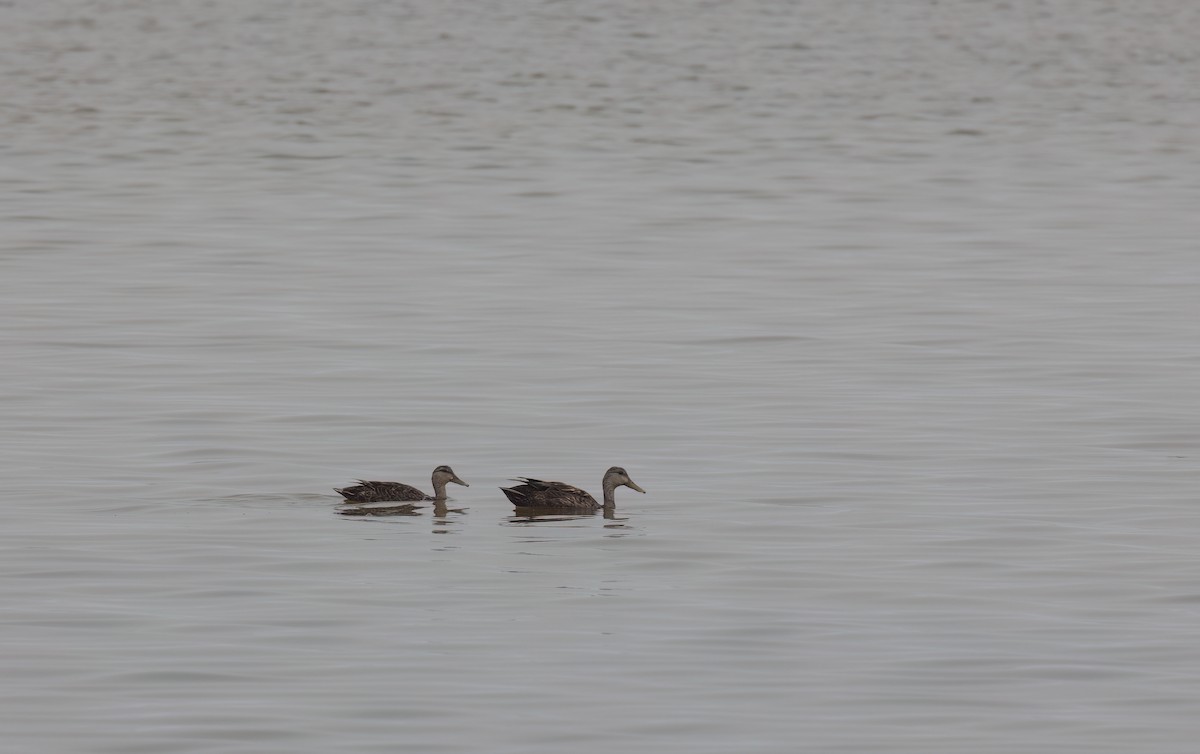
[335,465,468,503]
[500,467,645,510]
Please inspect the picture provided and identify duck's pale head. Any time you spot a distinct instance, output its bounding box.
[433,465,469,488]
[604,466,645,494]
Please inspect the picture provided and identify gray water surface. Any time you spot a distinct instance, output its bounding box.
[5,1,1200,752]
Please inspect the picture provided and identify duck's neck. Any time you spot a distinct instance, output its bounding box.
[601,476,619,507]
[431,478,448,500]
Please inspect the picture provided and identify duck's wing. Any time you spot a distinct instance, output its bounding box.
[335,480,428,502]
[500,478,597,508]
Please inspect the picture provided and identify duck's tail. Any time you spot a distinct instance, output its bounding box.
[499,486,526,504]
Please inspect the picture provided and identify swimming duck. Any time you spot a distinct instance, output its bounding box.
[500,466,645,510]
[335,465,468,503]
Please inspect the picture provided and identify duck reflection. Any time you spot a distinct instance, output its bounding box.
[509,506,595,523]
[337,502,424,517]
[337,499,469,536]
[507,505,628,524]
[432,501,467,518]
[431,500,467,534]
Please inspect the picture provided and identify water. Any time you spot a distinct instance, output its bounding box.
[4,1,1200,751]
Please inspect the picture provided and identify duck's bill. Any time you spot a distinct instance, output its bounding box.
[626,480,646,493]
[452,476,469,487]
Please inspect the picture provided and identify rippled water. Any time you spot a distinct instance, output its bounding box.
[5,1,1200,751]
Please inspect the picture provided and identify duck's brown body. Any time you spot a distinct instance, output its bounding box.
[335,465,468,503]
[500,478,601,510]
[335,481,429,503]
[500,467,644,510]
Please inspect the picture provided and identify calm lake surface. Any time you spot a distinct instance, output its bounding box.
[5,1,1200,751]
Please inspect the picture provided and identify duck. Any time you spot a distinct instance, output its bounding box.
[335,465,468,503]
[500,466,645,510]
